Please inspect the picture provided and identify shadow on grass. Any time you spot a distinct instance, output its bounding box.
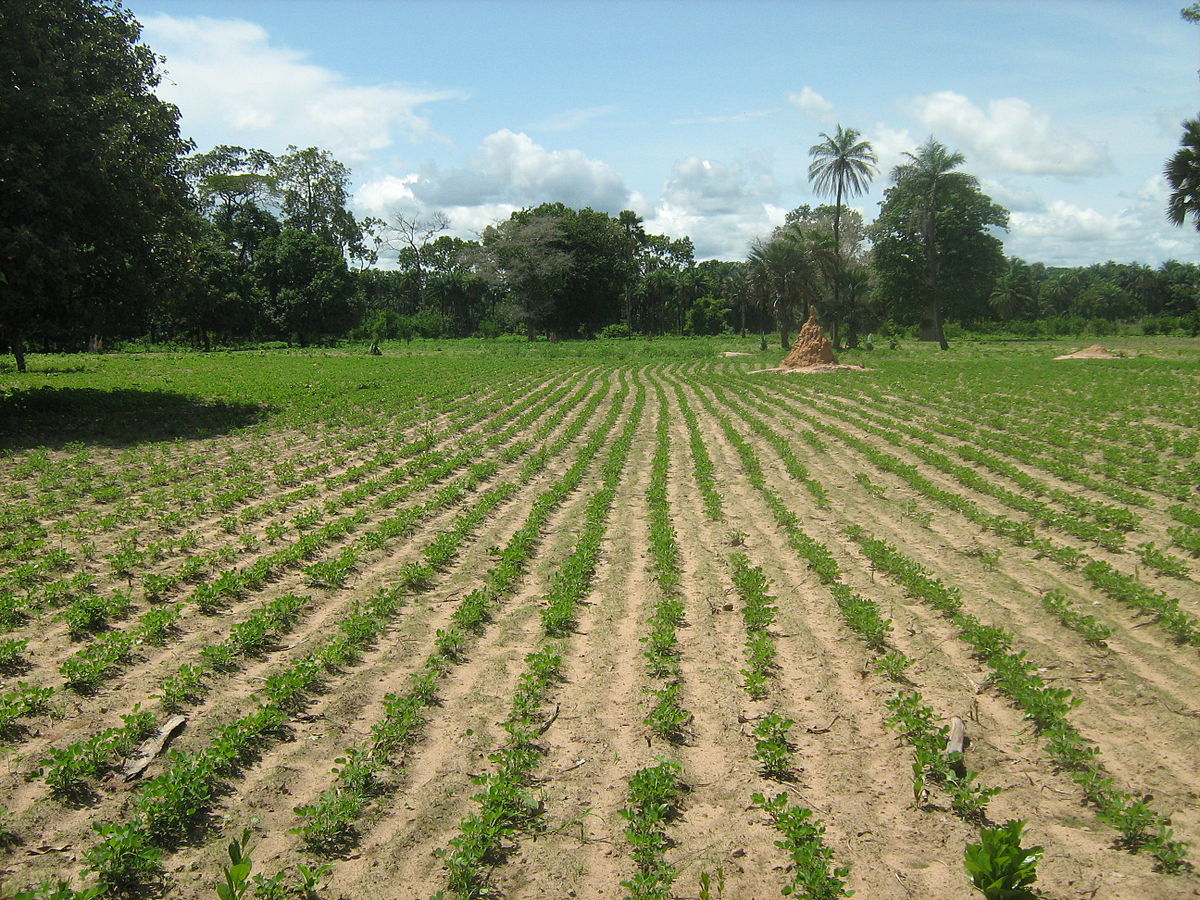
[0,387,272,450]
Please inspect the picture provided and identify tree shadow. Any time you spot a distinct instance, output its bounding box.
[0,387,273,450]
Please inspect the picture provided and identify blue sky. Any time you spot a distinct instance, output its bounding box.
[128,0,1199,265]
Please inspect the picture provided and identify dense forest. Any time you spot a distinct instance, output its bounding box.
[3,0,1200,372]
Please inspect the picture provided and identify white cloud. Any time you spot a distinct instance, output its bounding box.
[644,157,778,259]
[787,87,835,122]
[354,174,420,217]
[980,178,1045,213]
[412,129,632,212]
[144,15,461,163]
[1011,201,1130,243]
[905,91,1110,178]
[353,131,631,243]
[1002,177,1193,265]
[866,123,917,179]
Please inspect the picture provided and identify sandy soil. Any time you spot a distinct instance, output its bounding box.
[1,361,1198,900]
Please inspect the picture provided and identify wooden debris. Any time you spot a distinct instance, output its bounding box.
[123,715,186,780]
[947,716,967,777]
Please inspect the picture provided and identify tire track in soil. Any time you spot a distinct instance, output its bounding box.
[710,374,1200,898]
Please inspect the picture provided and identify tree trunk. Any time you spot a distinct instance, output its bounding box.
[526,320,536,342]
[919,298,950,349]
[10,329,26,373]
[831,317,841,351]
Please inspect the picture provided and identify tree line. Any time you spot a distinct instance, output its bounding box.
[3,0,1199,372]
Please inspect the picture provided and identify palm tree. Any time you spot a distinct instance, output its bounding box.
[808,125,878,252]
[808,125,877,334]
[747,224,837,349]
[890,137,972,350]
[1165,117,1200,232]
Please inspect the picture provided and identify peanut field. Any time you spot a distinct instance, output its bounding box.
[1,338,1198,900]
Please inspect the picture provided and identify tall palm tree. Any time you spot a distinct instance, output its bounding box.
[890,137,972,350]
[1165,116,1200,232]
[808,125,877,332]
[808,125,878,252]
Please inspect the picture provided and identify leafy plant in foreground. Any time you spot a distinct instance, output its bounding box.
[964,820,1042,900]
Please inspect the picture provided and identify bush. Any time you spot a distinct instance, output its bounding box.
[474,316,503,339]
[412,309,445,338]
[598,322,634,339]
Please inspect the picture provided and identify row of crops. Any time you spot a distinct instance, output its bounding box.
[0,347,1197,898]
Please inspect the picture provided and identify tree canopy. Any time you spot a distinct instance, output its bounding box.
[871,138,1008,348]
[1165,117,1200,232]
[0,0,193,370]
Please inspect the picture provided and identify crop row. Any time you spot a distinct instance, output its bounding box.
[438,384,645,899]
[33,375,624,897]
[277,376,630,886]
[739,379,1200,650]
[686,373,1189,882]
[0,369,552,613]
[28,374,615,828]
[39,373,586,707]
[675,380,854,899]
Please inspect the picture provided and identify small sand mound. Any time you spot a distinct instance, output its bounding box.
[1054,344,1124,360]
[782,311,837,369]
[750,363,868,374]
[719,351,751,358]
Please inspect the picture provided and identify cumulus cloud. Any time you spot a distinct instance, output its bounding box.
[866,123,918,179]
[354,175,421,217]
[905,91,1110,178]
[1011,201,1130,243]
[644,157,779,259]
[979,178,1045,213]
[410,130,632,212]
[353,130,632,242]
[787,87,835,122]
[143,15,461,163]
[1001,176,1192,265]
